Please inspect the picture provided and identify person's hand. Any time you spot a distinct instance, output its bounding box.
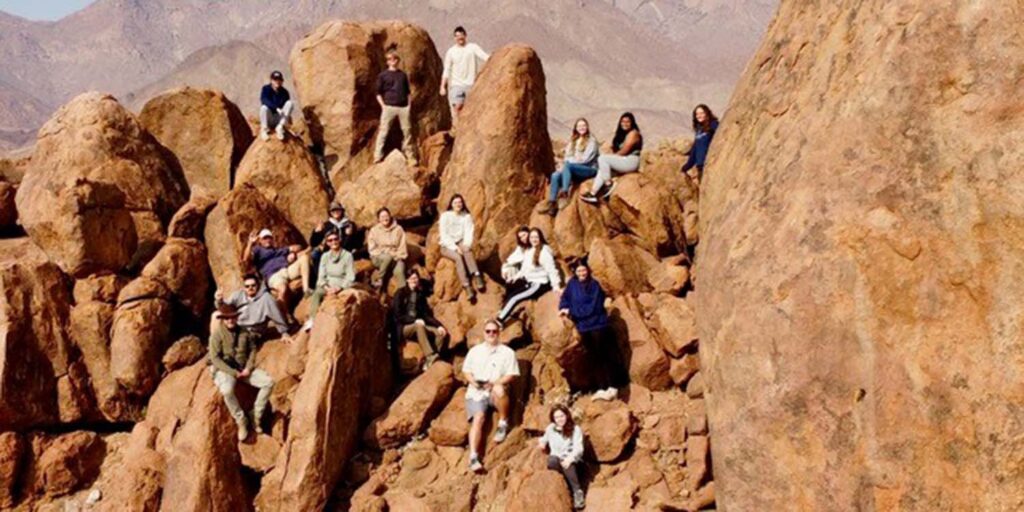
[560,458,572,470]
[456,244,465,255]
[415,319,426,326]
[215,289,224,301]
[238,369,251,378]
[316,222,325,232]
[559,308,569,317]
[249,233,259,245]
[287,252,296,263]
[437,326,447,337]
[327,286,340,295]
[344,225,354,235]
[439,84,447,96]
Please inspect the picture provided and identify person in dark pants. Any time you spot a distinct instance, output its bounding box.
[391,272,448,371]
[538,404,586,509]
[559,260,628,401]
[680,104,719,183]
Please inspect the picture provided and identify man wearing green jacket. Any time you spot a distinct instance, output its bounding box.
[208,303,275,441]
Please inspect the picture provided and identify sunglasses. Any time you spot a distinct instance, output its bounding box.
[326,238,340,243]
[244,283,259,289]
[484,329,499,334]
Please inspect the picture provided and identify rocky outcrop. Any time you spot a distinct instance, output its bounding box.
[256,290,391,511]
[336,151,433,227]
[139,86,253,198]
[234,136,330,236]
[15,92,189,277]
[364,361,455,449]
[204,183,305,292]
[697,1,1024,510]
[290,20,450,188]
[438,44,552,266]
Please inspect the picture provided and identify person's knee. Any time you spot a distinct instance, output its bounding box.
[547,457,561,470]
[414,319,425,326]
[260,105,270,114]
[492,384,507,398]
[471,412,486,426]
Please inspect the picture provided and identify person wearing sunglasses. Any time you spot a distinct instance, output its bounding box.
[462,319,520,472]
[304,232,356,331]
[213,273,290,336]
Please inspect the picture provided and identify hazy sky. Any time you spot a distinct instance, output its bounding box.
[0,0,94,20]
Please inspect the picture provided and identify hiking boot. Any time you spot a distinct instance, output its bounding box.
[423,354,438,371]
[469,455,484,473]
[471,273,486,292]
[557,196,569,210]
[253,413,264,435]
[573,490,586,509]
[302,318,313,332]
[464,285,477,303]
[275,124,286,141]
[236,420,250,441]
[259,130,270,142]
[543,200,558,217]
[493,421,509,443]
[579,192,599,205]
[600,180,617,199]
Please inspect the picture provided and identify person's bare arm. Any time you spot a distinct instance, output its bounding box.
[616,131,641,156]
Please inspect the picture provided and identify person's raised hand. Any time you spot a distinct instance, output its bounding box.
[214,289,224,301]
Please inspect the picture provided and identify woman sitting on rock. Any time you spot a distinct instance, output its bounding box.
[500,226,531,282]
[538,404,586,509]
[304,230,356,331]
[439,194,486,301]
[580,112,643,204]
[367,207,408,293]
[680,104,719,184]
[542,118,599,216]
[559,260,628,401]
[497,227,561,325]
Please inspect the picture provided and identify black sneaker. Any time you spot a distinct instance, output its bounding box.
[600,179,616,199]
[580,192,598,205]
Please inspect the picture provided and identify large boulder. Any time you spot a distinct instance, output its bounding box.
[204,183,305,292]
[24,431,107,499]
[697,2,1024,510]
[139,86,253,198]
[101,422,165,512]
[584,400,637,462]
[234,136,329,235]
[610,296,672,391]
[140,237,211,319]
[506,466,573,512]
[438,45,552,267]
[0,239,76,430]
[0,432,25,508]
[364,361,456,449]
[109,278,174,400]
[290,20,450,187]
[256,290,391,511]
[15,92,189,277]
[336,151,432,227]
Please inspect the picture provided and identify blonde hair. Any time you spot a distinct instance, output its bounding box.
[569,118,591,153]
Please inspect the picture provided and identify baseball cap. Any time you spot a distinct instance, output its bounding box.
[329,201,345,212]
[258,228,273,239]
[270,70,284,81]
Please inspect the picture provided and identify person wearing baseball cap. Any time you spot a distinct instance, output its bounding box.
[208,303,275,441]
[243,227,310,325]
[259,70,293,141]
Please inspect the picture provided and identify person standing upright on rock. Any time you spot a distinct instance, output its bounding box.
[214,273,290,337]
[439,194,486,301]
[559,260,628,401]
[440,26,489,122]
[680,104,719,184]
[367,207,408,294]
[538,404,587,509]
[392,272,448,371]
[463,319,520,472]
[259,70,294,141]
[581,112,643,204]
[374,47,418,165]
[208,303,275,441]
[543,118,600,216]
[245,228,311,324]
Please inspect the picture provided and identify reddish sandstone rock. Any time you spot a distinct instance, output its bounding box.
[167,193,218,240]
[109,277,174,399]
[256,290,391,511]
[15,92,189,277]
[336,151,431,227]
[585,485,636,512]
[139,86,253,197]
[162,335,206,372]
[234,135,329,235]
[0,179,17,229]
[439,45,552,265]
[588,237,660,296]
[427,387,469,447]
[611,295,672,390]
[0,432,25,508]
[26,431,106,498]
[530,291,576,354]
[645,294,698,357]
[102,422,165,512]
[72,274,128,304]
[290,20,450,187]
[669,353,701,387]
[204,183,305,292]
[365,362,456,449]
[70,300,135,422]
[239,434,282,474]
[585,401,637,462]
[419,131,453,181]
[140,237,211,319]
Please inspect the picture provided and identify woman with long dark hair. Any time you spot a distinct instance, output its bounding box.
[542,118,599,216]
[438,194,486,300]
[497,228,561,324]
[580,112,643,204]
[680,104,719,182]
[538,404,586,509]
[500,226,532,282]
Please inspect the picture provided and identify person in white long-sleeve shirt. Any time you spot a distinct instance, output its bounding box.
[500,226,532,282]
[439,194,486,300]
[439,26,489,120]
[497,227,561,324]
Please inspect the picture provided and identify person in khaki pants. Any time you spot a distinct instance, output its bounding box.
[391,272,448,371]
[374,47,417,165]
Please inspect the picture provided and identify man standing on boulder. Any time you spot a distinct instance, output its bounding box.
[214,273,290,337]
[462,319,520,472]
[374,47,418,165]
[208,303,275,441]
[259,70,294,141]
[440,26,489,121]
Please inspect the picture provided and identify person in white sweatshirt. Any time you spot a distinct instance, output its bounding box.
[497,227,561,324]
[500,226,532,282]
[439,194,486,300]
[439,26,489,120]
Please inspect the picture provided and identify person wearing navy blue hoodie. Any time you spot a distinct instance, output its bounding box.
[558,261,628,401]
[680,104,719,182]
[259,70,294,142]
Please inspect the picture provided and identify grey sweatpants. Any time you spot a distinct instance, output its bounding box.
[260,101,294,133]
[590,154,640,193]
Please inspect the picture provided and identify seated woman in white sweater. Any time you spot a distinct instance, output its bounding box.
[497,227,561,324]
[500,226,531,282]
[439,194,486,300]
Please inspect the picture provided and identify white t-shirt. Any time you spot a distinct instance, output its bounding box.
[462,341,519,401]
[443,43,490,88]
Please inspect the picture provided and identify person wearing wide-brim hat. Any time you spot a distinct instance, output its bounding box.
[208,303,275,441]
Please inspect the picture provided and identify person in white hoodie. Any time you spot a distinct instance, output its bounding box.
[500,226,532,282]
[439,194,486,300]
[497,228,561,324]
[439,26,489,120]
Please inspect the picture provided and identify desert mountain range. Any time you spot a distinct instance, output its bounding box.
[0,0,776,152]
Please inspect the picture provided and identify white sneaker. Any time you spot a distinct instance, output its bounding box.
[493,421,509,443]
[259,129,270,141]
[469,454,483,472]
[593,387,616,401]
[236,420,249,441]
[604,387,618,400]
[275,124,286,140]
[302,319,313,332]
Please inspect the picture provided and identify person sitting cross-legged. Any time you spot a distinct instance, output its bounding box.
[304,231,356,331]
[213,273,290,337]
[463,319,520,472]
[538,404,587,509]
[208,303,275,441]
[391,272,448,370]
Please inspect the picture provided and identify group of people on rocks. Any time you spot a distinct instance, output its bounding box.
[219,24,718,510]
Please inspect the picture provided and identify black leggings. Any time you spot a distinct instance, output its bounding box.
[580,327,630,390]
[548,456,582,495]
[498,280,550,322]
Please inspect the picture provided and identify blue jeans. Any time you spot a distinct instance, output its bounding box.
[548,162,597,201]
